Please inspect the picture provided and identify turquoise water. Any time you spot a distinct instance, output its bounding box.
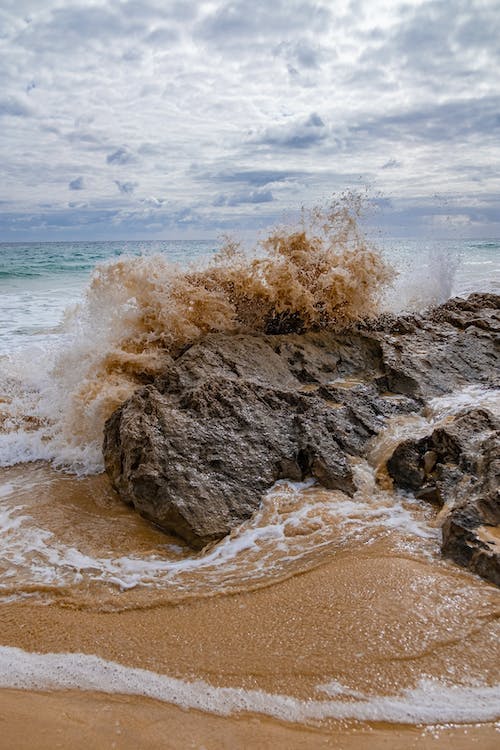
[0,240,218,352]
[0,240,217,279]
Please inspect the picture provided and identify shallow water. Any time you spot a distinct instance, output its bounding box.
[2,384,498,611]
[0,387,498,731]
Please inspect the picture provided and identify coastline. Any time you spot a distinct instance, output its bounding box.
[1,532,499,746]
[2,689,500,750]
[0,286,499,746]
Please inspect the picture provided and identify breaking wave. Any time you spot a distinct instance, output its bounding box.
[0,196,393,473]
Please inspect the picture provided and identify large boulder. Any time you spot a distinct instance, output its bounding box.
[104,293,500,556]
[103,333,415,549]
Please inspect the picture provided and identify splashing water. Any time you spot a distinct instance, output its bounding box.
[383,241,461,312]
[0,197,393,473]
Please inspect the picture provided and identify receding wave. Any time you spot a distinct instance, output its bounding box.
[0,271,39,279]
[1,645,498,725]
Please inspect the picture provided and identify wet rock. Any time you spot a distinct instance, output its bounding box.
[104,377,358,549]
[103,333,415,549]
[104,293,499,555]
[364,294,500,399]
[441,512,500,587]
[387,408,500,586]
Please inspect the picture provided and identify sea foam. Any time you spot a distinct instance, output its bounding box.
[0,645,498,725]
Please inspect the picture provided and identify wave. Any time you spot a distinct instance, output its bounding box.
[0,264,94,279]
[0,465,439,608]
[0,645,498,724]
[469,241,500,250]
[0,196,393,473]
[0,270,44,279]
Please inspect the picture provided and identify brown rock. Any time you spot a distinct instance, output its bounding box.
[104,293,500,556]
[387,408,500,586]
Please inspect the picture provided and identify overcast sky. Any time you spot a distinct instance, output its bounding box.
[1,0,499,240]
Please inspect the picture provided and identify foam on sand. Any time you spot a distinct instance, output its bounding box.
[0,645,499,725]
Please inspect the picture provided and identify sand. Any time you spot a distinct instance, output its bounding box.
[1,541,499,747]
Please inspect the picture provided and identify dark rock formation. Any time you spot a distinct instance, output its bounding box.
[104,293,500,577]
[387,408,500,586]
[104,335,415,549]
[363,293,500,399]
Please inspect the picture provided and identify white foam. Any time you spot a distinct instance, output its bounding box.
[0,645,498,725]
[427,385,500,421]
[0,337,104,474]
[368,386,500,478]
[4,387,495,606]
[0,468,441,603]
[383,245,461,313]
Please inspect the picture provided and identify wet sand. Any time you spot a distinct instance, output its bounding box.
[0,436,499,748]
[2,551,500,693]
[2,688,500,750]
[1,541,499,746]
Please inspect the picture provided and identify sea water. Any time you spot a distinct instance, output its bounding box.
[1,237,498,355]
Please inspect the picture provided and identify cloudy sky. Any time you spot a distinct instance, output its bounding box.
[1,0,499,240]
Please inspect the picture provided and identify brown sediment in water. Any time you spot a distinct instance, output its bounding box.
[0,458,500,745]
[42,196,394,450]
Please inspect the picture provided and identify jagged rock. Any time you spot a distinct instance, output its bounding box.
[387,408,500,586]
[441,510,500,587]
[364,293,500,399]
[103,336,415,549]
[104,293,500,558]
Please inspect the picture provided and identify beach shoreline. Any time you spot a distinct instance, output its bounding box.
[1,531,499,745]
[0,242,499,747]
[2,688,500,750]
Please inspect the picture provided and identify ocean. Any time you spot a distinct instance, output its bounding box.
[1,237,499,356]
[0,234,499,747]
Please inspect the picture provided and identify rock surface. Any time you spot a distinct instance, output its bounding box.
[387,408,500,586]
[104,293,500,579]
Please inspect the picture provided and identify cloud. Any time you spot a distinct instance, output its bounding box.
[66,130,101,146]
[253,112,328,149]
[122,48,143,62]
[351,97,500,144]
[14,5,145,54]
[68,176,85,190]
[359,0,500,91]
[0,96,33,117]
[274,39,323,70]
[0,1,498,240]
[145,27,178,47]
[106,147,136,165]
[208,169,302,186]
[382,159,401,170]
[214,188,274,206]
[141,196,166,207]
[115,180,138,194]
[432,213,472,228]
[197,0,331,49]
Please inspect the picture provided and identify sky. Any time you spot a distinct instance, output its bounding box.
[0,0,499,241]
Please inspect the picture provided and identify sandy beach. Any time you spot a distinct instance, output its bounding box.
[1,503,499,746]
